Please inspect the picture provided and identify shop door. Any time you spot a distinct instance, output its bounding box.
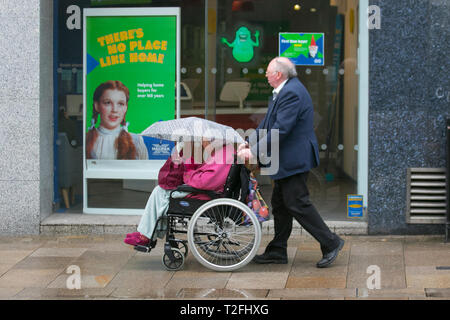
[195,0,362,221]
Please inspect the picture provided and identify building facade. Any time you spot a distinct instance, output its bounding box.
[0,0,448,236]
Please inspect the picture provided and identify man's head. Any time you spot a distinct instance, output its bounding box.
[265,57,297,89]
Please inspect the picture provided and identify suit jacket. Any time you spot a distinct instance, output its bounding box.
[250,77,320,180]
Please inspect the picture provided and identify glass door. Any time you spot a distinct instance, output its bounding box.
[195,0,362,221]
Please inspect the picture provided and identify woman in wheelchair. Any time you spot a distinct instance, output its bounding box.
[124,139,235,247]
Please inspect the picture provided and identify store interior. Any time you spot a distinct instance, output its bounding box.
[55,0,363,221]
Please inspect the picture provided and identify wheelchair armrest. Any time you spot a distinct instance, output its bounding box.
[170,184,222,199]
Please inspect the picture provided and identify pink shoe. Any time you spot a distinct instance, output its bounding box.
[124,234,149,246]
[126,232,140,238]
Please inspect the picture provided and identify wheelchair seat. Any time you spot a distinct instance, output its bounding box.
[166,160,246,217]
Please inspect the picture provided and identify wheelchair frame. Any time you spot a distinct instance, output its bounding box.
[134,162,262,271]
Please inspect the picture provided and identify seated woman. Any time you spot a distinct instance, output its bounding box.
[124,139,235,246]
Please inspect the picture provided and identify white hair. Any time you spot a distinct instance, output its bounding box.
[273,57,297,78]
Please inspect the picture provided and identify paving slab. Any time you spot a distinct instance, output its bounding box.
[425,288,450,298]
[267,288,354,300]
[226,271,289,290]
[47,273,117,289]
[347,257,406,289]
[13,287,116,299]
[404,246,450,267]
[406,267,450,289]
[12,256,77,270]
[29,247,87,258]
[107,269,174,289]
[177,288,269,299]
[0,234,448,300]
[288,249,348,289]
[0,264,14,277]
[0,287,24,299]
[68,250,135,275]
[0,250,33,264]
[346,241,406,289]
[286,276,347,289]
[110,287,181,299]
[0,268,63,288]
[167,270,231,290]
[224,247,296,290]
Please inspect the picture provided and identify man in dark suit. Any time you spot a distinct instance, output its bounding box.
[238,57,344,268]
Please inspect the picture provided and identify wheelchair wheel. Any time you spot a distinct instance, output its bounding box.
[187,198,261,271]
[162,248,185,271]
[170,239,188,258]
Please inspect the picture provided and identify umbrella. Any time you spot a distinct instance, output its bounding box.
[140,117,245,144]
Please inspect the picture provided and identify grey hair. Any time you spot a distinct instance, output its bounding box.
[273,57,298,78]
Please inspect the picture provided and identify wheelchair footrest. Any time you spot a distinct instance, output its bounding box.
[134,239,157,253]
[134,245,152,253]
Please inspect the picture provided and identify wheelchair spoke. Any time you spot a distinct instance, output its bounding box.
[188,199,261,271]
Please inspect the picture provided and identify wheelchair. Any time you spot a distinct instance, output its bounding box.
[133,160,262,272]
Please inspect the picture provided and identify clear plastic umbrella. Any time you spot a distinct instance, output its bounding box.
[140,117,245,144]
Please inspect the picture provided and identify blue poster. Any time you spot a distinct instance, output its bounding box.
[143,137,174,160]
[347,195,364,218]
[279,33,325,66]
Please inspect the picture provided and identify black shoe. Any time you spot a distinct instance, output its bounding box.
[253,251,288,264]
[316,238,345,268]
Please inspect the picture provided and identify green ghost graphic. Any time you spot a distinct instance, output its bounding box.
[221,27,260,63]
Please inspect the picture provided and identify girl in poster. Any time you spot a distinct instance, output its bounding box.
[86,80,149,160]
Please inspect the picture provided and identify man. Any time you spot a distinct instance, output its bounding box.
[238,57,344,268]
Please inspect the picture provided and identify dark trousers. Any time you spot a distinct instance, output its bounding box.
[265,171,340,256]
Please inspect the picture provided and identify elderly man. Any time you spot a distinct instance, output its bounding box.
[238,57,344,268]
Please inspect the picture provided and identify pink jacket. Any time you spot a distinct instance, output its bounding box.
[183,144,235,200]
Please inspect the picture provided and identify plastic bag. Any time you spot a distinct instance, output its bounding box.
[244,173,269,223]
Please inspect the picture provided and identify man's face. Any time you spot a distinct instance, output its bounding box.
[265,60,283,89]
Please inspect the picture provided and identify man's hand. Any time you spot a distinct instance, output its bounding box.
[237,142,249,153]
[237,148,254,162]
[171,147,183,164]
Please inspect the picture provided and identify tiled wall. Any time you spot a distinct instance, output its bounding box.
[0,0,53,234]
[368,0,450,234]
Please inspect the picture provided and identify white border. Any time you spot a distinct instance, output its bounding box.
[83,7,180,215]
[358,0,369,208]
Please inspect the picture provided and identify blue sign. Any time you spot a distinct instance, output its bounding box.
[142,137,174,160]
[347,195,364,218]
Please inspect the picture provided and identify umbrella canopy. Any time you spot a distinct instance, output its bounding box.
[140,117,245,144]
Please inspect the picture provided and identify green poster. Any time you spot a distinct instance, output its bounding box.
[279,33,324,66]
[85,11,177,160]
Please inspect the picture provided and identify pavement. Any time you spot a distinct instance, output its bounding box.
[0,233,449,300]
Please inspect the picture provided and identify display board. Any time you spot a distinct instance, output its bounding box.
[83,8,180,214]
[279,32,325,66]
